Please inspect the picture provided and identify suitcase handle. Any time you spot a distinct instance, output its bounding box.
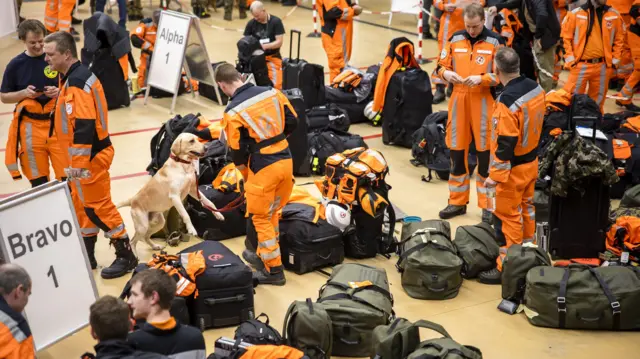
[289,29,301,61]
[204,294,246,306]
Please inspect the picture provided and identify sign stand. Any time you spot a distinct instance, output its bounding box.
[0,181,99,353]
[144,10,223,114]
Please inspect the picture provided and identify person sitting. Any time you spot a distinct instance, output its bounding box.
[243,1,285,89]
[0,264,34,359]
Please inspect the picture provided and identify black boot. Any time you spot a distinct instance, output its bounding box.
[242,249,264,270]
[439,204,466,219]
[101,237,138,279]
[478,267,502,285]
[83,236,97,270]
[72,16,82,25]
[253,267,286,286]
[616,100,640,113]
[433,84,446,104]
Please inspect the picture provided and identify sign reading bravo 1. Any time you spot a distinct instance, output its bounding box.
[0,181,99,352]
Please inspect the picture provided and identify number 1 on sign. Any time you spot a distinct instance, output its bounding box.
[47,265,59,288]
[166,52,170,64]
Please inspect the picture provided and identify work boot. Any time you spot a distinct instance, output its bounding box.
[616,100,640,113]
[72,16,82,25]
[478,267,502,285]
[253,268,286,286]
[83,236,97,270]
[439,204,466,219]
[433,84,446,104]
[239,10,247,19]
[101,238,138,279]
[422,31,434,40]
[242,249,264,270]
[482,209,493,225]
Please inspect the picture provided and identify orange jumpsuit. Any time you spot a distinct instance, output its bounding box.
[618,1,640,105]
[607,0,634,79]
[222,83,298,273]
[54,61,129,242]
[0,298,35,359]
[553,0,578,82]
[131,19,157,90]
[44,0,76,33]
[317,0,355,82]
[436,28,504,209]
[492,8,523,47]
[488,76,545,271]
[561,3,625,111]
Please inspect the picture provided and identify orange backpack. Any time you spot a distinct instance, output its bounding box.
[331,68,363,92]
[612,138,633,176]
[146,251,206,297]
[606,216,640,258]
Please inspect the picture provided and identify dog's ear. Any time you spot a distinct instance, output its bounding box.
[171,136,184,156]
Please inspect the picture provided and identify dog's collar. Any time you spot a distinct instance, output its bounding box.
[170,154,192,164]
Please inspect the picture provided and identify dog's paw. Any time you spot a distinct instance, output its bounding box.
[214,212,225,221]
[187,225,198,236]
[152,243,164,251]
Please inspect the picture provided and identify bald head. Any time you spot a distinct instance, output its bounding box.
[250,1,268,22]
[250,1,264,12]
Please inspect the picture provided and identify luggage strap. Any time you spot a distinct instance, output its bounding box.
[319,281,394,313]
[396,229,455,272]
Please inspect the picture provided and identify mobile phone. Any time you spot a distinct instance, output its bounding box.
[33,88,45,92]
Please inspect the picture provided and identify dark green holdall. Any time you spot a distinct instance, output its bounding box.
[371,317,458,359]
[282,298,333,359]
[397,220,463,300]
[405,319,483,359]
[453,222,500,279]
[317,263,394,358]
[523,265,640,330]
[501,244,552,303]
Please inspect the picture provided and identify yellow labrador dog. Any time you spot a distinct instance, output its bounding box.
[117,133,225,257]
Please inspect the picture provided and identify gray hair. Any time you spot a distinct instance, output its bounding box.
[495,46,520,74]
[250,1,264,13]
[0,264,31,295]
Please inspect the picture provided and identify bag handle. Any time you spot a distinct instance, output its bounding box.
[281,301,297,342]
[588,268,622,330]
[289,29,301,61]
[413,319,452,339]
[255,312,270,326]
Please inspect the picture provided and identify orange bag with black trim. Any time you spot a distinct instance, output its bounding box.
[331,68,363,92]
[612,138,633,176]
[606,216,640,257]
[147,251,206,297]
[622,116,640,133]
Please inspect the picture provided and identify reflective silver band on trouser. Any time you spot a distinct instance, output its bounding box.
[260,247,281,260]
[523,238,535,244]
[259,238,278,249]
[596,63,607,105]
[480,98,488,150]
[24,122,40,178]
[105,224,126,238]
[573,64,587,94]
[82,227,100,237]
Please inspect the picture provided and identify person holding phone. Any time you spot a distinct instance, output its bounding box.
[1,19,68,188]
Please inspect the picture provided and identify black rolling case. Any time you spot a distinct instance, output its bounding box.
[279,217,344,274]
[179,241,255,330]
[325,86,369,124]
[282,30,326,109]
[186,184,247,241]
[306,103,350,132]
[282,88,311,176]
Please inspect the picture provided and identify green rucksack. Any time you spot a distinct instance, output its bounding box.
[453,222,500,279]
[396,220,463,300]
[524,265,640,330]
[282,298,333,359]
[151,206,187,244]
[620,184,640,208]
[317,263,394,358]
[405,319,483,359]
[501,244,552,303]
[371,317,455,359]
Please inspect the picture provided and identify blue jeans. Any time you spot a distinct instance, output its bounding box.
[96,0,127,28]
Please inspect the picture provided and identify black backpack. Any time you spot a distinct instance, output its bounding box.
[307,128,367,175]
[233,313,283,345]
[198,140,231,184]
[410,111,449,181]
[236,36,272,87]
[146,113,201,175]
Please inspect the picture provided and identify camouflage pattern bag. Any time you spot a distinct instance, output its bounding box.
[397,220,463,300]
[453,222,500,279]
[524,265,640,330]
[501,244,551,303]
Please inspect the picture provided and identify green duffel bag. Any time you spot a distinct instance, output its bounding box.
[397,220,463,300]
[371,317,455,359]
[453,222,500,279]
[405,319,483,359]
[501,244,551,303]
[317,263,394,358]
[620,184,640,208]
[151,206,187,243]
[523,265,640,330]
[282,298,332,359]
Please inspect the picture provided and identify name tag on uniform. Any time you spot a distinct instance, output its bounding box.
[260,38,270,44]
[577,15,588,20]
[477,49,492,55]
[454,48,468,53]
[604,16,618,21]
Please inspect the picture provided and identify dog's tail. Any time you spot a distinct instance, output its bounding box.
[116,198,132,209]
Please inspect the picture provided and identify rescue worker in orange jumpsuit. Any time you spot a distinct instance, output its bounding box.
[0,264,34,359]
[131,10,160,92]
[477,47,546,284]
[492,8,524,47]
[317,0,363,82]
[553,0,580,84]
[214,64,298,285]
[432,0,485,104]
[44,31,138,279]
[614,0,640,112]
[561,0,625,111]
[244,1,286,89]
[435,3,505,223]
[607,0,635,86]
[2,20,68,188]
[44,0,80,40]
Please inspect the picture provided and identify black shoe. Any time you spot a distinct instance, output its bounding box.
[439,204,467,219]
[616,100,640,113]
[101,238,138,279]
[446,83,453,98]
[224,12,232,21]
[252,268,286,286]
[72,16,82,25]
[242,249,264,270]
[422,31,434,40]
[478,267,502,285]
[482,209,493,225]
[83,236,97,270]
[433,85,446,104]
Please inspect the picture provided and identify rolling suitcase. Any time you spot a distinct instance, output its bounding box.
[282,88,311,176]
[282,29,326,109]
[179,241,255,330]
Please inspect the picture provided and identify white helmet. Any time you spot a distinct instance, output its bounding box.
[325,201,351,231]
[364,101,376,120]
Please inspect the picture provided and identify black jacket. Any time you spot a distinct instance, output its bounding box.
[496,0,561,50]
[84,339,169,359]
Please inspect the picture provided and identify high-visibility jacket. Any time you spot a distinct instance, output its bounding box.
[54,61,112,170]
[607,0,634,14]
[317,0,355,39]
[489,76,546,183]
[436,28,504,89]
[372,37,419,113]
[131,19,157,54]
[213,163,245,193]
[494,8,524,47]
[561,3,626,68]
[434,0,486,42]
[147,251,206,297]
[0,297,35,359]
[5,98,56,180]
[284,185,326,223]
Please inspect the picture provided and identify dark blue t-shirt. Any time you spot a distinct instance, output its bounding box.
[0,52,60,105]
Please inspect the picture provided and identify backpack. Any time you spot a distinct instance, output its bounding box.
[501,244,552,303]
[306,103,351,133]
[316,263,394,358]
[234,313,283,346]
[235,36,272,87]
[405,321,483,359]
[198,139,231,185]
[282,299,333,359]
[410,111,450,181]
[453,223,500,279]
[307,129,367,175]
[396,220,463,300]
[146,113,202,175]
[151,206,187,243]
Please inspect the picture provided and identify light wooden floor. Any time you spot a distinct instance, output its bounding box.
[1,1,638,358]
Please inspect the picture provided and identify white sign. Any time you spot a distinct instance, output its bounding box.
[0,181,99,352]
[391,0,420,15]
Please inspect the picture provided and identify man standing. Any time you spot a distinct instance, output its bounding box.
[561,0,625,111]
[44,31,138,279]
[614,0,640,112]
[478,47,546,284]
[44,0,81,41]
[488,0,561,92]
[215,64,298,285]
[244,1,286,89]
[435,3,504,223]
[317,0,363,82]
[0,264,34,359]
